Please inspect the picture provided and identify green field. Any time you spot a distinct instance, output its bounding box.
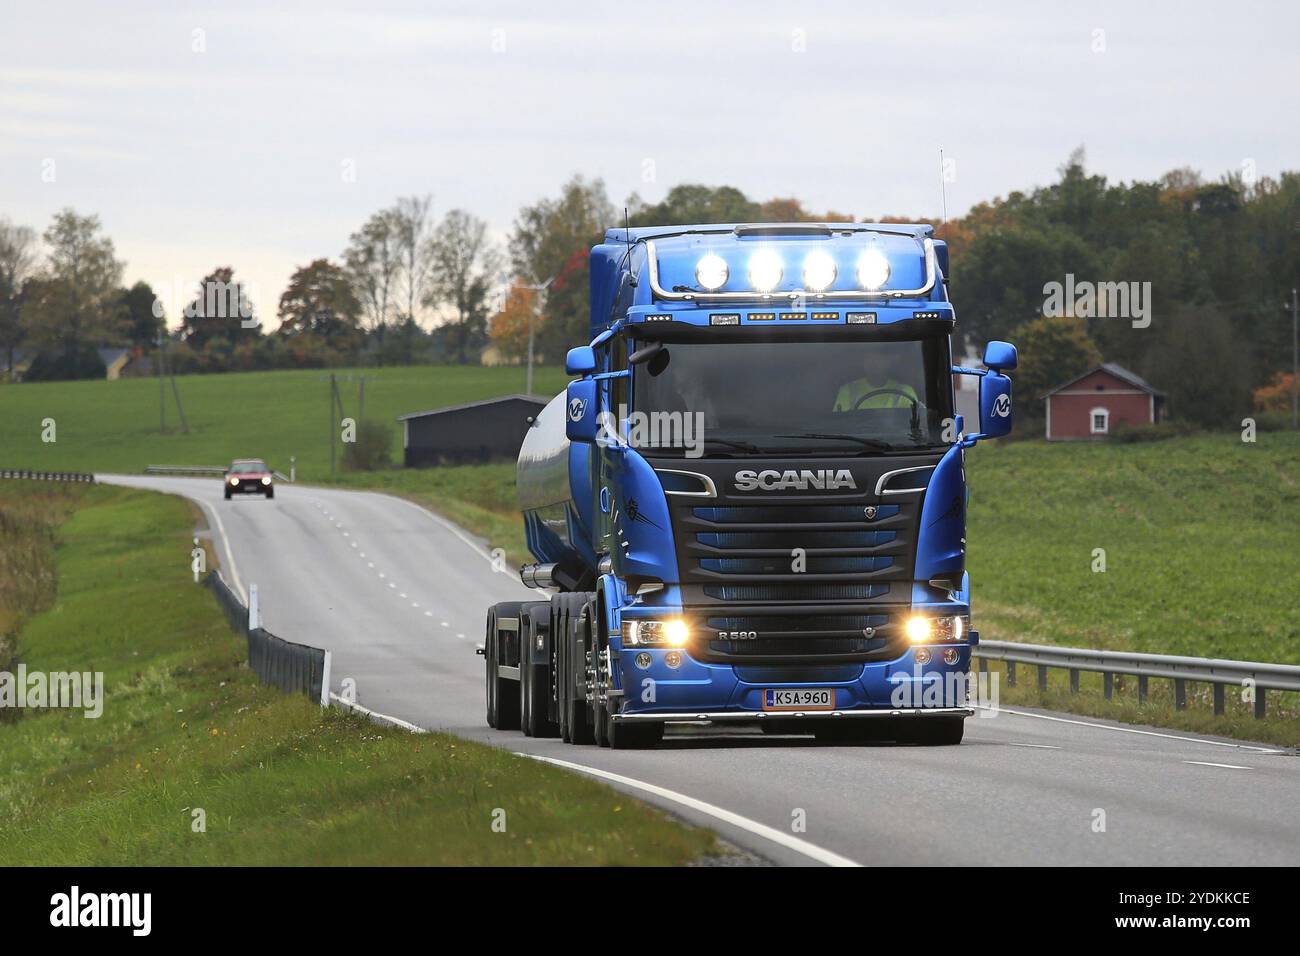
[0,481,718,865]
[966,432,1300,666]
[0,365,568,481]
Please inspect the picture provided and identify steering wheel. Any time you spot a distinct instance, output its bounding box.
[851,387,916,410]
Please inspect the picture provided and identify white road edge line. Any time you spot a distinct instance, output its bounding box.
[521,753,862,868]
[1184,760,1253,770]
[328,693,429,735]
[978,705,1285,754]
[98,475,248,604]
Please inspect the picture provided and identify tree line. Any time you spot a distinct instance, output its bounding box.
[3,151,1297,428]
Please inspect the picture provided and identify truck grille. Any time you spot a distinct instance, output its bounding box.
[683,500,914,583]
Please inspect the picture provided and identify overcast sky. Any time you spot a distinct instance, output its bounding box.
[2,0,1296,325]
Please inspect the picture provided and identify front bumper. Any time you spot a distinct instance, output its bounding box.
[610,706,973,723]
[613,641,976,720]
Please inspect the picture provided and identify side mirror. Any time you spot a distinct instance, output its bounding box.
[565,379,598,443]
[565,346,596,377]
[978,372,1013,439]
[983,340,1018,372]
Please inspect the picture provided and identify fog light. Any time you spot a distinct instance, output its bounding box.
[634,652,652,669]
[915,647,931,665]
[665,651,682,669]
[942,648,960,665]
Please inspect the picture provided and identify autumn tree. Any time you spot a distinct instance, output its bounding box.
[0,217,38,377]
[344,208,401,334]
[31,209,125,359]
[180,266,258,348]
[277,258,363,349]
[488,280,539,363]
[1010,314,1102,402]
[426,209,501,364]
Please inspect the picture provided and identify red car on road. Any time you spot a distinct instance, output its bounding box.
[224,459,275,499]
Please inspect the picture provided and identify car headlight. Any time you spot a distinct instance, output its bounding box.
[229,477,239,486]
[747,249,783,293]
[856,249,891,291]
[695,253,728,292]
[621,619,690,647]
[904,614,969,644]
[261,476,271,485]
[802,250,837,292]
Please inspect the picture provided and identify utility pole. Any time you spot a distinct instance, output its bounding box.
[329,373,337,475]
[521,275,555,397]
[1290,288,1298,431]
[157,333,166,433]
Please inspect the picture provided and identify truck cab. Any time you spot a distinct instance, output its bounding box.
[487,222,1016,748]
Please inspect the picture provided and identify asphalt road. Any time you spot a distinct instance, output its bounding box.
[102,474,1300,867]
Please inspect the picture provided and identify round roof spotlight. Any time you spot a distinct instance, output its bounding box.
[747,249,784,293]
[802,250,838,292]
[856,249,892,291]
[695,253,729,292]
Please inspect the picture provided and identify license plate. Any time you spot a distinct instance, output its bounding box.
[763,688,834,711]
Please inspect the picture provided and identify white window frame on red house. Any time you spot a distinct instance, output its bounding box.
[1090,406,1110,435]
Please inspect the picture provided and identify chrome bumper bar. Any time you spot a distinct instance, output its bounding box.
[610,706,973,723]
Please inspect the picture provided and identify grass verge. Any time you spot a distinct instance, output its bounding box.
[0,480,718,865]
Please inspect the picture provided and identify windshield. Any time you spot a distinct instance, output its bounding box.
[230,461,268,473]
[629,337,953,455]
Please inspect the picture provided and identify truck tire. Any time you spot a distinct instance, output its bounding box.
[485,604,520,731]
[558,594,594,745]
[607,718,664,750]
[520,606,558,738]
[898,715,964,746]
[589,602,611,748]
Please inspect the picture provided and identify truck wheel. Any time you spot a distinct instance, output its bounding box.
[898,716,964,746]
[608,719,663,750]
[485,605,520,731]
[520,608,557,738]
[561,596,594,745]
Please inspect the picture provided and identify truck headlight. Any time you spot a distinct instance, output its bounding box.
[695,253,729,291]
[802,250,837,291]
[856,249,891,291]
[747,250,783,293]
[621,619,690,647]
[904,614,969,643]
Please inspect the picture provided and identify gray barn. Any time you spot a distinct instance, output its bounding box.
[398,394,549,467]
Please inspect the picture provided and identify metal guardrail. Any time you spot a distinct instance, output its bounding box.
[205,572,329,706]
[1,468,94,483]
[146,464,291,481]
[974,639,1300,719]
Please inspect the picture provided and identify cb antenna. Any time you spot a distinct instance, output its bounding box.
[938,147,949,225]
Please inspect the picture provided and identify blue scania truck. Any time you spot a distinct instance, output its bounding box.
[482,222,1016,748]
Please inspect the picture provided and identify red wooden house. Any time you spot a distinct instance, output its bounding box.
[1042,363,1164,440]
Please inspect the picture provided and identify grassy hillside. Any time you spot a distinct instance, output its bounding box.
[966,432,1300,665]
[0,481,718,865]
[0,365,567,481]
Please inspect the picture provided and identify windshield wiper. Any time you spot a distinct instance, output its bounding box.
[700,436,766,454]
[773,432,899,452]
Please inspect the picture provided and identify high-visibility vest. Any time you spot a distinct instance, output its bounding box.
[833,378,919,412]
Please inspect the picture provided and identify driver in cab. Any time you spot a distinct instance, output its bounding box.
[832,355,919,411]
